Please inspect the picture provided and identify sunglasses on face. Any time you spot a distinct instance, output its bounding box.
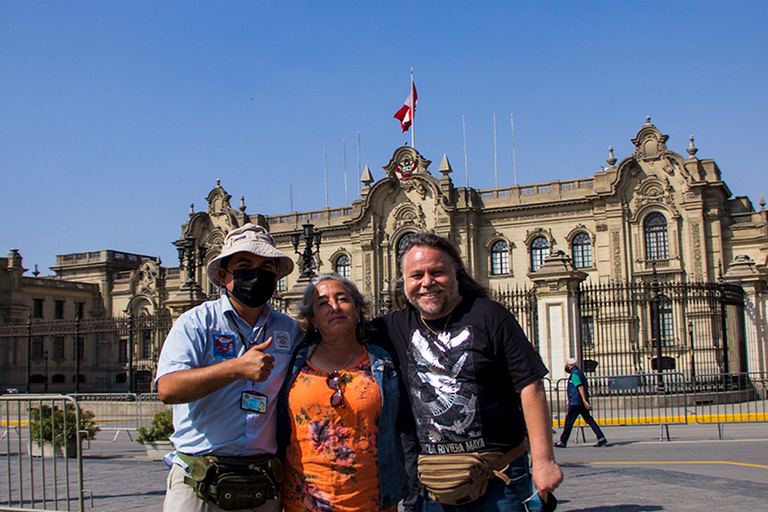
[326,371,345,409]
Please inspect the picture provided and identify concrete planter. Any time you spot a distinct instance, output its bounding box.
[30,440,78,458]
[144,440,174,461]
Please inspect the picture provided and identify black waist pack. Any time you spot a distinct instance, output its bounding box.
[177,453,282,511]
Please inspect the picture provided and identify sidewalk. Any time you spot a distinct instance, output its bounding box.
[3,422,767,511]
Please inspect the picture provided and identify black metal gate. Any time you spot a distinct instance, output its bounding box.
[578,280,746,379]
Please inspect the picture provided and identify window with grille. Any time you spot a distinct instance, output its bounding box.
[531,237,550,272]
[33,299,44,319]
[143,332,152,359]
[581,316,594,347]
[659,296,675,346]
[31,336,44,359]
[53,336,65,359]
[491,240,510,275]
[644,212,669,260]
[572,233,592,268]
[119,339,128,363]
[335,255,351,278]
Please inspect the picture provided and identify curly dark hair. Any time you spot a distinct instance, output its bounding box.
[393,232,489,309]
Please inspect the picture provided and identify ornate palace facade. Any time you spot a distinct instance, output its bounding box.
[3,119,767,391]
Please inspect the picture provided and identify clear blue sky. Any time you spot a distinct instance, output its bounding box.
[2,1,766,275]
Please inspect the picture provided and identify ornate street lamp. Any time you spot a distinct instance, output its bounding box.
[174,236,207,286]
[292,223,322,279]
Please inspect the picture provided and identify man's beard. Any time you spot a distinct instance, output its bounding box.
[406,282,460,319]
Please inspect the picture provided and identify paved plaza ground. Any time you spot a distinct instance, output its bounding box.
[2,422,767,511]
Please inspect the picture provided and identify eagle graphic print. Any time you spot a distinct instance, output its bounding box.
[408,325,484,453]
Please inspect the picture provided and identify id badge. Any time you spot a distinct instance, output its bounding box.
[241,391,267,413]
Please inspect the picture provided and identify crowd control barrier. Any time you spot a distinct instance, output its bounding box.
[1,394,87,512]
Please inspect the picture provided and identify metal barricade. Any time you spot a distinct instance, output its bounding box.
[1,394,85,512]
[137,393,171,429]
[691,371,768,438]
[69,393,139,442]
[552,372,688,441]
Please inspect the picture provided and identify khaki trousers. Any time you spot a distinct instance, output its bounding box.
[163,463,280,512]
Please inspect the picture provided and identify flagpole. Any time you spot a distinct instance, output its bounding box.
[343,137,348,206]
[324,142,328,209]
[410,68,415,148]
[357,131,361,200]
[511,114,518,185]
[493,113,498,189]
[462,114,468,188]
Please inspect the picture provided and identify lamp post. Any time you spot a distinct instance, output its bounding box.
[291,223,322,279]
[649,268,665,392]
[174,236,207,294]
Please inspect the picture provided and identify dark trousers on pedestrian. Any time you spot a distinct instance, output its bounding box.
[560,405,605,445]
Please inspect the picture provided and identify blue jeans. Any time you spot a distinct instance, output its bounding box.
[418,454,532,512]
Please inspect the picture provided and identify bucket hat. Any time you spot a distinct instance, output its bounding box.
[206,223,294,287]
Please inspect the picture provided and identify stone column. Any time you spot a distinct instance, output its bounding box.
[722,254,768,374]
[530,251,588,382]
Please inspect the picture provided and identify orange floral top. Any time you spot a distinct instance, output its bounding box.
[282,351,395,512]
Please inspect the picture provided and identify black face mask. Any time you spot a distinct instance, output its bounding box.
[564,366,572,374]
[228,268,277,308]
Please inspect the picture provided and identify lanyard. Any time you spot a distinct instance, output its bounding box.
[225,307,271,351]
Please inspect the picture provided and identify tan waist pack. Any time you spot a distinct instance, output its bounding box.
[417,442,527,506]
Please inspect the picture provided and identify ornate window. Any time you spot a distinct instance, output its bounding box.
[572,233,592,268]
[531,237,550,272]
[397,233,415,258]
[335,255,351,279]
[276,277,286,293]
[644,212,669,260]
[659,296,675,347]
[491,240,510,275]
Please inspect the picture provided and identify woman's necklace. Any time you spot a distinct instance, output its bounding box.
[318,341,361,373]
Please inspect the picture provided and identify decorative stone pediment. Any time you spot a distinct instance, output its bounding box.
[631,118,671,162]
[131,260,161,296]
[383,146,432,182]
[391,201,426,232]
[206,179,233,216]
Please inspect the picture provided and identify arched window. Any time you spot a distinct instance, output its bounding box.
[491,240,510,275]
[531,237,550,272]
[644,212,669,260]
[572,233,592,268]
[335,255,351,279]
[397,233,415,259]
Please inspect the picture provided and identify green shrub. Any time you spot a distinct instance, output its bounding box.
[29,403,100,447]
[136,410,174,445]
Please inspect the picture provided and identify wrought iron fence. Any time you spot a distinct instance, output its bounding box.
[577,280,745,379]
[492,287,539,349]
[0,313,173,395]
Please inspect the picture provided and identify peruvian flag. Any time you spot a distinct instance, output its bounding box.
[394,83,417,132]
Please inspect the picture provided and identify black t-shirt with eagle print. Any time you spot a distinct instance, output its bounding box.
[371,296,548,455]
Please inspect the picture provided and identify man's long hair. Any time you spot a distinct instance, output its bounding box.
[393,232,489,309]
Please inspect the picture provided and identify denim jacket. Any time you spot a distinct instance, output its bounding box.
[276,339,409,507]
